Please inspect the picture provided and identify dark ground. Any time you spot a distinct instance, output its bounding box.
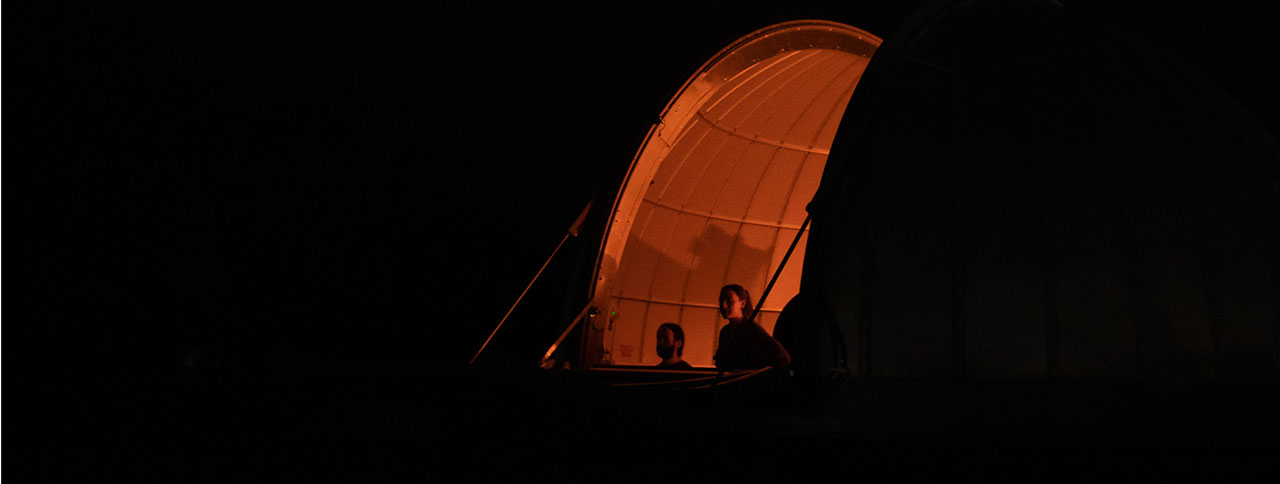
[22,365,1280,481]
[9,1,1280,481]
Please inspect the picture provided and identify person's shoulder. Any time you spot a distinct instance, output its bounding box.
[747,322,772,336]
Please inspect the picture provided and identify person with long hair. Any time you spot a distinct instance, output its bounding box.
[713,284,791,370]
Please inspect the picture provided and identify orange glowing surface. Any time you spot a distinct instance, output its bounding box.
[588,21,882,368]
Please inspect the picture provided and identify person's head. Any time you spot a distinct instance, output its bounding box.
[656,322,685,359]
[719,284,753,322]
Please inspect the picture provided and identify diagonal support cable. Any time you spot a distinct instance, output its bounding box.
[470,200,593,365]
[747,213,812,325]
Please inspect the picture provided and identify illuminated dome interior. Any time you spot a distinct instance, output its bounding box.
[589,21,881,367]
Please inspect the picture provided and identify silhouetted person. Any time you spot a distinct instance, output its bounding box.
[655,322,693,369]
[713,284,791,370]
[771,293,827,381]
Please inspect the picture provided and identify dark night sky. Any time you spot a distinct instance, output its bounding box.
[9,2,1280,481]
[12,1,1279,378]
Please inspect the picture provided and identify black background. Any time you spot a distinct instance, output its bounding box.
[15,0,1278,374]
[13,2,936,376]
[10,1,1280,480]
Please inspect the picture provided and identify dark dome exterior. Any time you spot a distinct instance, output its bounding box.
[800,0,1280,386]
